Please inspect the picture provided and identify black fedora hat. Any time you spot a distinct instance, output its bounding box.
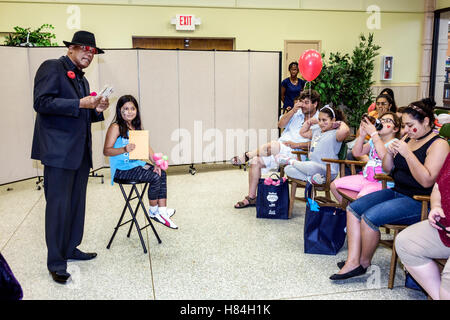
[63,30,104,54]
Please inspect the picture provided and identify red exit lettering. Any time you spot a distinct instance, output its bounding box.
[179,15,192,26]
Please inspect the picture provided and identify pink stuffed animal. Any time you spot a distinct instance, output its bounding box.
[152,153,169,170]
[264,177,286,186]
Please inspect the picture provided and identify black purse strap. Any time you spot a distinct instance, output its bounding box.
[304,181,314,203]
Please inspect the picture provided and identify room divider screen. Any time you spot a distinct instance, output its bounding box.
[0,46,281,185]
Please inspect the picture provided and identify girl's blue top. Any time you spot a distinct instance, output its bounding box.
[109,134,146,185]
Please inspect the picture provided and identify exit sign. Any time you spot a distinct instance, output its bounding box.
[171,15,201,31]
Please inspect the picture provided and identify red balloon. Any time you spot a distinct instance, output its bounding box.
[298,49,323,82]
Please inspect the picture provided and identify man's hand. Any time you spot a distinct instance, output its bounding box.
[80,95,101,109]
[95,97,109,113]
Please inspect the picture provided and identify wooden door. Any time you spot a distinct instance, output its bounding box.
[132,37,234,51]
[284,40,321,79]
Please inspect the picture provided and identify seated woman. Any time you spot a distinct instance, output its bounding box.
[330,111,401,204]
[369,93,397,118]
[369,88,397,111]
[103,95,178,229]
[282,105,350,184]
[395,153,450,300]
[330,98,449,281]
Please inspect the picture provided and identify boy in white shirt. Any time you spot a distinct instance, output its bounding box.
[232,90,320,209]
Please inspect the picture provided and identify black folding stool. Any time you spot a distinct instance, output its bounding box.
[107,178,162,254]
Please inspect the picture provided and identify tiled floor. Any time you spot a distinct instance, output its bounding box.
[0,165,426,300]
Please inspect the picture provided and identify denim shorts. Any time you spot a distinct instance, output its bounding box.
[347,188,422,231]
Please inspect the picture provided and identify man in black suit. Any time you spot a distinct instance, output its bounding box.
[31,31,109,284]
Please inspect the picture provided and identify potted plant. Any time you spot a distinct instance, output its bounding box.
[313,33,381,131]
[4,24,58,47]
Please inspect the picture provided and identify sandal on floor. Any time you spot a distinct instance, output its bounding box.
[230,152,249,166]
[234,196,257,209]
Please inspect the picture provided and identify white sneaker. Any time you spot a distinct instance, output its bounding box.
[159,210,178,229]
[310,173,325,185]
[148,211,178,229]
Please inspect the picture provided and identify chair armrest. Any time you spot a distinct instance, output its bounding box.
[292,150,308,155]
[322,158,366,177]
[413,195,431,221]
[413,195,430,202]
[322,158,367,166]
[374,174,393,189]
[374,174,394,181]
[292,150,308,160]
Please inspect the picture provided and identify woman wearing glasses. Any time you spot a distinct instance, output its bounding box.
[369,93,397,119]
[330,98,449,281]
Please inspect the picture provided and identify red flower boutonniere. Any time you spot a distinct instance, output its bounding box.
[90,92,97,96]
[67,71,76,79]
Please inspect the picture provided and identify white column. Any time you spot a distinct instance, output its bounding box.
[419,0,435,101]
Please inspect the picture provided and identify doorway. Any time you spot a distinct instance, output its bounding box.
[284,40,321,79]
[132,37,235,51]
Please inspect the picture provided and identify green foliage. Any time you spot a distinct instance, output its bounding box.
[4,24,58,47]
[313,33,381,129]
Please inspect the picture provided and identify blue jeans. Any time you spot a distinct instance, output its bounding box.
[347,188,423,231]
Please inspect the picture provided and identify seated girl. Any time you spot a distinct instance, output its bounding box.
[330,98,449,281]
[330,111,401,204]
[282,105,350,183]
[103,95,178,229]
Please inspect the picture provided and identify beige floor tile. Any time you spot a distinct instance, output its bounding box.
[0,166,427,300]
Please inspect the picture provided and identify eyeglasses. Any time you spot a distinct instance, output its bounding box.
[79,45,98,54]
[376,102,389,107]
[380,118,395,124]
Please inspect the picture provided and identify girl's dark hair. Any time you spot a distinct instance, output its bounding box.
[376,93,397,113]
[288,61,298,70]
[404,97,436,129]
[381,88,395,100]
[380,88,397,112]
[112,95,142,138]
[319,105,347,123]
[379,111,401,139]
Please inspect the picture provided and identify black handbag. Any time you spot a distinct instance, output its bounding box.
[303,182,347,255]
[256,173,289,219]
[0,253,23,300]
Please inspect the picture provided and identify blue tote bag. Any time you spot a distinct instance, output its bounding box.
[256,173,289,219]
[303,182,347,255]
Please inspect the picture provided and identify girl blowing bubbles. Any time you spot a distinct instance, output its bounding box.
[281,105,350,183]
[103,95,178,229]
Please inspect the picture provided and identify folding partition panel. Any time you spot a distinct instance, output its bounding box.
[178,50,215,164]
[137,50,180,165]
[214,51,250,162]
[0,46,280,184]
[248,52,280,152]
[0,47,34,185]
